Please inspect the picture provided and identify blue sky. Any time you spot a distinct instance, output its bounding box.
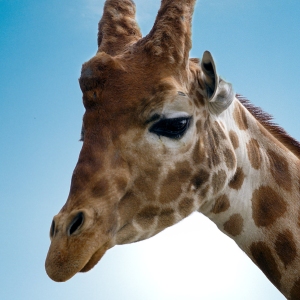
[1,0,299,299]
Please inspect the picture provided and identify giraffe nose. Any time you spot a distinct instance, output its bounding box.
[68,212,85,236]
[50,219,56,238]
[49,211,85,239]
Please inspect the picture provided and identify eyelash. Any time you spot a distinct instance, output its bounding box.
[80,117,192,141]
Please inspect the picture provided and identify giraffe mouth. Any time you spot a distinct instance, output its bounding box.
[80,242,109,273]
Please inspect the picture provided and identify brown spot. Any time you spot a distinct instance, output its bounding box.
[91,179,109,198]
[110,151,124,168]
[211,128,220,147]
[250,242,281,289]
[116,224,139,245]
[157,208,175,229]
[275,230,297,268]
[290,278,300,300]
[212,170,227,194]
[178,197,195,217]
[192,140,205,164]
[207,129,221,167]
[223,214,244,236]
[233,102,248,130]
[224,148,236,170]
[159,162,191,204]
[135,206,160,228]
[200,185,209,198]
[211,152,221,167]
[214,122,227,140]
[246,139,261,170]
[118,191,141,221]
[196,120,202,132]
[252,186,287,227]
[135,175,156,202]
[211,194,230,214]
[229,167,245,190]
[229,130,239,149]
[115,177,128,192]
[190,82,196,92]
[191,170,210,190]
[267,149,291,191]
[196,90,205,106]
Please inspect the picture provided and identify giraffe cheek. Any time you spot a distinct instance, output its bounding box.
[115,224,139,245]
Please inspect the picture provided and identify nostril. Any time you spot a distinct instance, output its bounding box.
[68,212,84,236]
[50,220,55,238]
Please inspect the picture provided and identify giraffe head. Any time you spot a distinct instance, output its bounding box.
[45,0,235,282]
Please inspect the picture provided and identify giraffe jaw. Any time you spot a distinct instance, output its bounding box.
[79,241,109,273]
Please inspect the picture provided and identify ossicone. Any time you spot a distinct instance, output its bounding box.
[97,0,142,56]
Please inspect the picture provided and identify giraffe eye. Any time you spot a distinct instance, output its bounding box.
[149,117,191,139]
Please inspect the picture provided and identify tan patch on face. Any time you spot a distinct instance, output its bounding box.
[233,102,248,130]
[211,194,230,214]
[223,213,244,236]
[252,186,287,227]
[212,170,227,194]
[275,230,297,268]
[157,208,175,229]
[224,148,235,170]
[246,139,261,170]
[135,205,160,229]
[191,170,210,190]
[250,241,281,289]
[159,162,191,204]
[267,149,291,191]
[290,278,300,300]
[229,130,239,149]
[229,167,245,190]
[178,197,195,218]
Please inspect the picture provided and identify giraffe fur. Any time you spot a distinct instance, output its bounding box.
[45,1,300,298]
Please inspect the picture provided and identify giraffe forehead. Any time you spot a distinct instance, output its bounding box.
[79,51,198,113]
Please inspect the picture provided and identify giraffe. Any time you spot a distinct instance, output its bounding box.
[45,0,300,298]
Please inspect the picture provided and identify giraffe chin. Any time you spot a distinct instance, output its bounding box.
[80,242,109,273]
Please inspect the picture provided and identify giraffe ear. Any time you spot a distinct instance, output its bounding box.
[97,0,142,56]
[201,51,235,115]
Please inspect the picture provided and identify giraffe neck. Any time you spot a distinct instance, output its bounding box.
[200,98,300,299]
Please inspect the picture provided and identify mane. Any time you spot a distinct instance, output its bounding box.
[237,95,300,159]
